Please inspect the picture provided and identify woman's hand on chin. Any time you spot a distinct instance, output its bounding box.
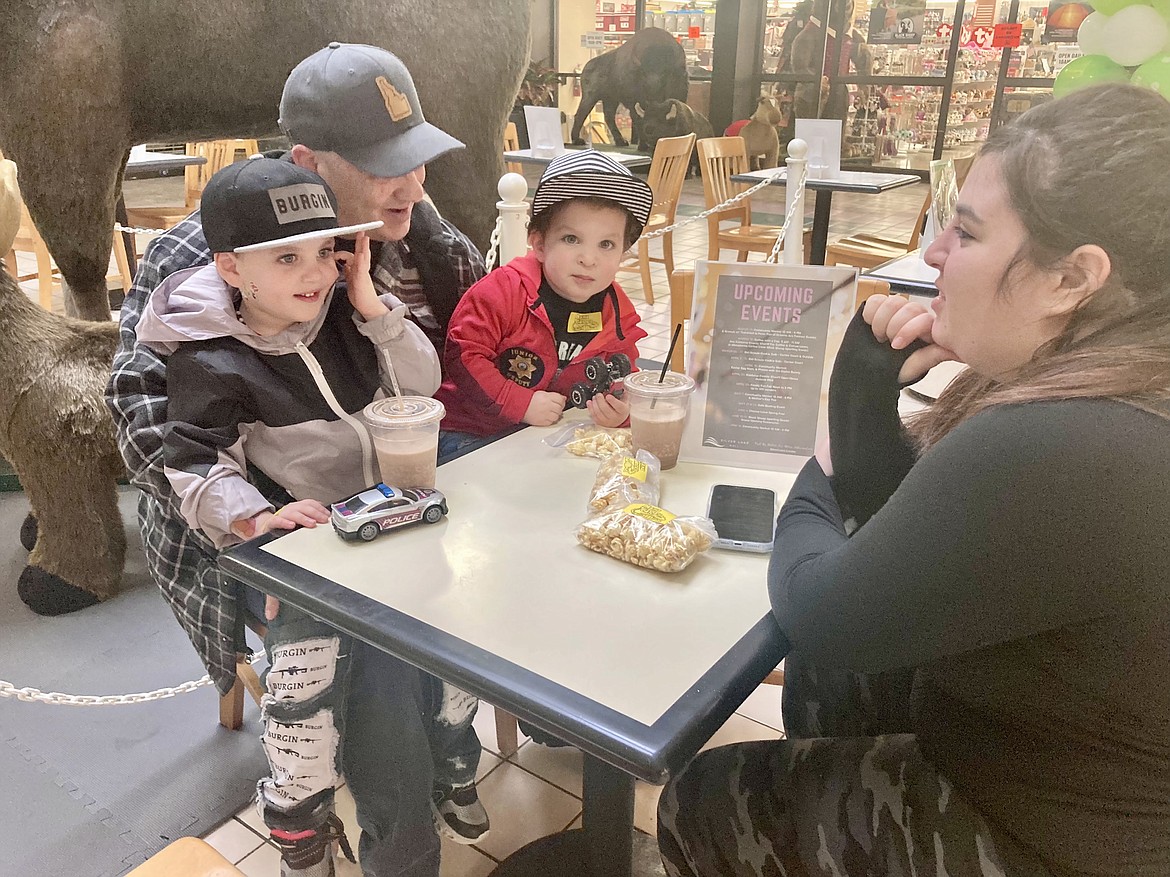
[862,294,957,384]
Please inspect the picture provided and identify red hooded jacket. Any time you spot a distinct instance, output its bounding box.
[435,252,646,436]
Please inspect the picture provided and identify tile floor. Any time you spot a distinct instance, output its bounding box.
[8,169,927,874]
[203,691,786,876]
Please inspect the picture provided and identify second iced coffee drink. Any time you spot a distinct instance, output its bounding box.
[362,396,445,489]
[623,371,696,470]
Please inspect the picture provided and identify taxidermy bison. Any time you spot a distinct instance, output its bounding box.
[633,99,713,174]
[570,27,689,150]
[0,0,530,320]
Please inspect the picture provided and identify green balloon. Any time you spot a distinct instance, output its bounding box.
[1053,53,1132,97]
[1090,0,1141,13]
[1132,52,1170,94]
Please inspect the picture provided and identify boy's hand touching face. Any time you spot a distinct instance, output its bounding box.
[522,390,567,426]
[586,391,629,428]
[337,233,388,321]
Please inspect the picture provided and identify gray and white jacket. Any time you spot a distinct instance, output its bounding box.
[136,263,441,549]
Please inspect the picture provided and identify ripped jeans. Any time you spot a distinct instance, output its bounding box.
[250,590,481,876]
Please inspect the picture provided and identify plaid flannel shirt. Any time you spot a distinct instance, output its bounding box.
[107,207,484,695]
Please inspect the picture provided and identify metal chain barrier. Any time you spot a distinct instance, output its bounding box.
[0,649,266,706]
[765,162,808,264]
[638,170,788,241]
[114,223,168,237]
[483,217,504,272]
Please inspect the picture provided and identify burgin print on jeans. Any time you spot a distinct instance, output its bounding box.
[267,637,339,700]
[262,707,341,806]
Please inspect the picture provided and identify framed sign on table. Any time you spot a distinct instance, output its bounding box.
[679,261,859,472]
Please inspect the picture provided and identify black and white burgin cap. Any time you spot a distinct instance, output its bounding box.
[200,157,382,254]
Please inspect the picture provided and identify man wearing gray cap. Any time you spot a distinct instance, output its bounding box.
[108,43,487,877]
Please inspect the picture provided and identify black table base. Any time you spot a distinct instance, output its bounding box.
[490,829,665,877]
[810,190,833,265]
[491,755,666,877]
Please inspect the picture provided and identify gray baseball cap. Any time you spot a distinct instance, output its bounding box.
[279,42,465,178]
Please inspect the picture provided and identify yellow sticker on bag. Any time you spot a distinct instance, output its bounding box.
[567,311,603,333]
[620,458,649,482]
[625,503,675,524]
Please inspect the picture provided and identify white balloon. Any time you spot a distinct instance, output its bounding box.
[1102,5,1170,67]
[1077,11,1109,57]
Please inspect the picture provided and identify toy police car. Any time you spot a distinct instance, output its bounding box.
[330,483,448,542]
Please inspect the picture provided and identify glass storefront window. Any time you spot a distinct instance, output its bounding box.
[643,1,719,73]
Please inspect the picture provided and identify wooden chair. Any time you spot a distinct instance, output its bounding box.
[6,187,133,311]
[697,136,811,264]
[127,837,246,876]
[125,139,259,232]
[825,154,976,270]
[503,122,524,176]
[617,132,695,304]
[219,615,267,730]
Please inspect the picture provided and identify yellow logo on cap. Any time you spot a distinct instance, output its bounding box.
[376,76,413,122]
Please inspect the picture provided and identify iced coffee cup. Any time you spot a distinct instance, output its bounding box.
[624,371,696,470]
[362,396,445,489]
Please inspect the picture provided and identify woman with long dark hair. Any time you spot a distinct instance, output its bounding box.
[657,83,1170,876]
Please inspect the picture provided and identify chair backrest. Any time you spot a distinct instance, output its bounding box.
[183,139,261,208]
[907,151,979,250]
[503,122,523,175]
[645,133,695,224]
[504,121,520,151]
[697,136,752,218]
[0,158,19,256]
[183,141,214,207]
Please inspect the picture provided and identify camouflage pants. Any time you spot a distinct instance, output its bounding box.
[657,657,1033,877]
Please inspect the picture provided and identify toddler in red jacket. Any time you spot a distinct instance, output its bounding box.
[435,150,652,458]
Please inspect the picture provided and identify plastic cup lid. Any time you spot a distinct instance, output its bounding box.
[624,370,696,398]
[363,395,445,427]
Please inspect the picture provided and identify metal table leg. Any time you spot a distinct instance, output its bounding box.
[490,754,664,877]
[810,190,833,265]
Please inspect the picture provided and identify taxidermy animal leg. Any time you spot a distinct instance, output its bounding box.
[16,445,126,615]
[20,512,37,551]
[602,99,628,147]
[571,90,598,145]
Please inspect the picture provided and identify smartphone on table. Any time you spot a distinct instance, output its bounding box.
[706,484,777,553]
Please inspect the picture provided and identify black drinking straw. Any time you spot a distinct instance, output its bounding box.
[661,323,682,382]
[652,323,683,410]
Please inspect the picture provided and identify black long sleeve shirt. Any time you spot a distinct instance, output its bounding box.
[770,397,1170,876]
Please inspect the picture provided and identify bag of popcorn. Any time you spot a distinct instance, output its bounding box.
[587,450,661,513]
[575,502,717,573]
[548,424,634,458]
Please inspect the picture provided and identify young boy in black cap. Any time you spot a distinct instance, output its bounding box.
[435,150,652,455]
[135,157,485,876]
[110,42,489,876]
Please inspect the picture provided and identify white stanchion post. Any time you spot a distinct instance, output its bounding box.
[783,138,808,266]
[497,172,530,266]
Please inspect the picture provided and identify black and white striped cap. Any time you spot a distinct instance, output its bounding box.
[530,150,654,231]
